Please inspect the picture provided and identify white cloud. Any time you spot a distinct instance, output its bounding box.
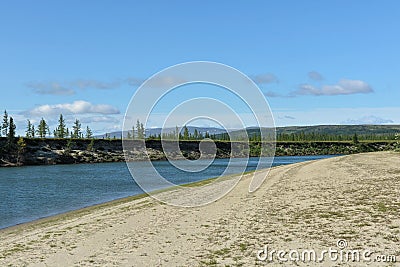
[341,115,394,125]
[27,100,120,116]
[294,79,373,96]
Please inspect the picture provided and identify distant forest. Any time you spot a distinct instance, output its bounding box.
[1,110,399,144]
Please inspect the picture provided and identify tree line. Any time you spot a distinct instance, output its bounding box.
[1,109,398,143]
[27,114,94,139]
[0,111,94,140]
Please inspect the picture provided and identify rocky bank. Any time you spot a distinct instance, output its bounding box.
[0,137,397,167]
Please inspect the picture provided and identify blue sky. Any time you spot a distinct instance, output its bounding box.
[1,1,399,135]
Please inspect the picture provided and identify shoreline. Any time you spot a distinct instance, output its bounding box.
[0,155,335,231]
[0,173,227,234]
[1,151,399,266]
[0,168,250,233]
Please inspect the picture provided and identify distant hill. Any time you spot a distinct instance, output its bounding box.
[96,124,400,140]
[95,126,228,139]
[275,125,400,136]
[223,125,400,141]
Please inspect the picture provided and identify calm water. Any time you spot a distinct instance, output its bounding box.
[0,155,336,229]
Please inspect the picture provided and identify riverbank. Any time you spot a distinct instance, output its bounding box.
[0,137,397,167]
[1,151,399,266]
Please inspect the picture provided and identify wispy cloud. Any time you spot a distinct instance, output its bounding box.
[127,75,192,88]
[71,79,122,90]
[284,115,295,120]
[28,75,191,95]
[251,73,279,85]
[27,79,121,95]
[293,79,373,96]
[341,115,394,125]
[26,100,120,116]
[273,107,400,127]
[26,82,76,96]
[126,77,145,87]
[308,71,324,81]
[263,91,282,98]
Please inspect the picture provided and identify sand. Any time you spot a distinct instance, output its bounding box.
[0,152,399,266]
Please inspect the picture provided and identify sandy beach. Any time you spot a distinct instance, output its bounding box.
[1,152,399,266]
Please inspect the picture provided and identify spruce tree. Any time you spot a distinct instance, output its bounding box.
[37,118,49,138]
[140,122,145,139]
[31,125,35,138]
[54,114,67,138]
[136,120,141,139]
[72,119,82,138]
[85,126,93,139]
[183,125,189,140]
[2,110,8,137]
[26,120,33,138]
[7,117,16,149]
[8,117,16,139]
[175,126,179,139]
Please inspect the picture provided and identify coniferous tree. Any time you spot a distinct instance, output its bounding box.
[140,122,145,139]
[175,126,179,139]
[71,119,82,138]
[54,114,67,138]
[136,120,145,139]
[131,125,135,139]
[136,120,141,138]
[26,120,33,138]
[183,125,189,140]
[7,116,16,149]
[37,118,49,138]
[85,126,93,139]
[2,110,9,137]
[31,125,35,138]
[8,117,16,139]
